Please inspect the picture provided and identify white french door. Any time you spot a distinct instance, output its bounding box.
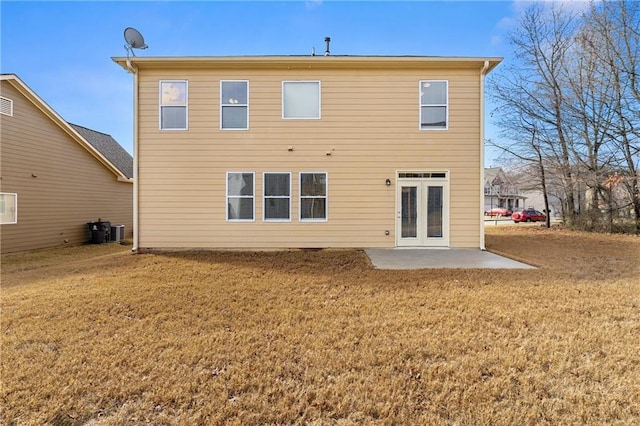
[397,174,449,247]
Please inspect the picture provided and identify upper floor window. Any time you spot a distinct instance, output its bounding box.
[221,80,248,130]
[160,80,188,130]
[263,173,291,221]
[283,81,321,119]
[0,193,17,224]
[300,172,327,221]
[227,172,254,221]
[0,97,13,116]
[420,80,448,130]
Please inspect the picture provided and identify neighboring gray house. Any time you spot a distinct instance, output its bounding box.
[1,74,133,254]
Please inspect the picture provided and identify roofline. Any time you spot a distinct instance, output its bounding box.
[0,74,130,181]
[112,55,502,73]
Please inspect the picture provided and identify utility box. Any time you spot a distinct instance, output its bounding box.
[111,225,125,242]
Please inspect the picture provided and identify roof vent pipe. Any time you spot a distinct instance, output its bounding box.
[324,37,331,56]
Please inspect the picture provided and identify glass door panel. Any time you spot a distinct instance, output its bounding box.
[427,186,443,238]
[401,186,418,238]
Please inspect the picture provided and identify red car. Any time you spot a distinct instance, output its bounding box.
[512,209,546,223]
[484,208,512,217]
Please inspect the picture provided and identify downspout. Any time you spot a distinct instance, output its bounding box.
[125,58,140,252]
[480,60,490,251]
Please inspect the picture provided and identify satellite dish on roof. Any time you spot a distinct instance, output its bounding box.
[124,27,148,57]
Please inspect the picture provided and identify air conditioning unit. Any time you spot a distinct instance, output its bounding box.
[110,225,125,242]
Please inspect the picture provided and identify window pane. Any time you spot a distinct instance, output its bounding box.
[222,81,247,104]
[283,82,320,118]
[421,106,446,128]
[265,198,290,220]
[222,106,248,129]
[427,186,443,238]
[300,173,326,196]
[301,198,326,220]
[401,187,418,238]
[228,198,254,220]
[161,106,187,129]
[421,81,446,105]
[265,174,290,197]
[228,173,253,196]
[161,81,187,105]
[0,193,17,224]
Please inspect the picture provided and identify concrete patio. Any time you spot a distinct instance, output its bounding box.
[364,248,536,270]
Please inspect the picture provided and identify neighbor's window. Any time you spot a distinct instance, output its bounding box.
[221,80,248,130]
[0,193,17,224]
[420,80,448,130]
[263,173,291,221]
[227,172,254,221]
[283,81,321,119]
[160,80,188,130]
[300,172,327,221]
[0,97,13,116]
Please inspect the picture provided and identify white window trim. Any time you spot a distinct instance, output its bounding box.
[220,80,249,131]
[226,172,255,222]
[159,80,188,131]
[299,172,328,222]
[282,81,321,120]
[0,193,18,224]
[263,172,292,222]
[0,97,13,117]
[419,80,448,131]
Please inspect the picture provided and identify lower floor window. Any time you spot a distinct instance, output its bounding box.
[227,172,254,221]
[300,172,327,221]
[264,173,291,221]
[0,192,17,224]
[226,172,328,222]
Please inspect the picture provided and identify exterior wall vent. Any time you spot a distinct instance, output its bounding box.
[0,97,13,116]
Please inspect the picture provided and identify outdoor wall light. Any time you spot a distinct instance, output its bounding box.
[385,178,391,186]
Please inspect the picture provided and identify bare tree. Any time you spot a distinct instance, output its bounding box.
[585,0,640,232]
[489,4,579,224]
[490,1,640,233]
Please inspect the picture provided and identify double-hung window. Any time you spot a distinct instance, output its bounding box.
[263,173,291,221]
[282,81,321,119]
[300,172,327,221]
[159,80,188,130]
[420,80,448,130]
[227,172,254,221]
[221,80,249,130]
[0,193,17,224]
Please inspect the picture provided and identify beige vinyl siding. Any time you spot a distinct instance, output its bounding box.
[135,62,484,249]
[0,81,133,254]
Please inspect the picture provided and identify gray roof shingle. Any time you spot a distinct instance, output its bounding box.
[69,124,133,179]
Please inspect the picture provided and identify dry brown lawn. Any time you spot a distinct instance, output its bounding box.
[1,226,639,425]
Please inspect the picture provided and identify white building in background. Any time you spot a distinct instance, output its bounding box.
[484,167,526,212]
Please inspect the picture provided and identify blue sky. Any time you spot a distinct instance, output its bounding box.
[2,1,541,164]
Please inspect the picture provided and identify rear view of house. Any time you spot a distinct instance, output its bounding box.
[0,74,133,254]
[113,55,500,251]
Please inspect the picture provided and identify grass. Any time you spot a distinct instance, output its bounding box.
[1,227,639,425]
